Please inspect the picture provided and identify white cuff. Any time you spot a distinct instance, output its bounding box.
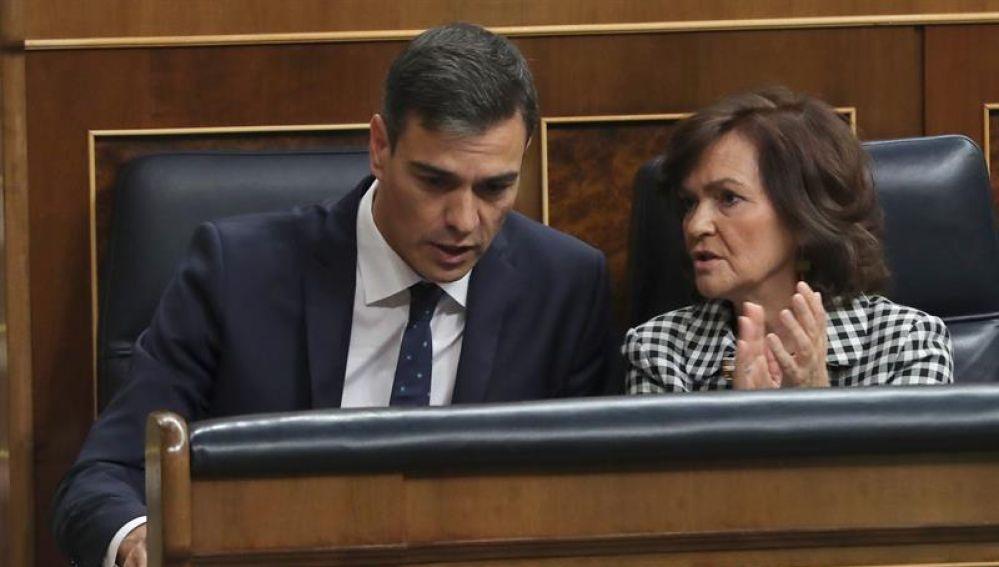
[104,516,147,567]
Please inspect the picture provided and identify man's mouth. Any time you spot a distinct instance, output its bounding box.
[431,242,477,265]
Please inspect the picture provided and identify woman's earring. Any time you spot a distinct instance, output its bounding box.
[795,257,812,280]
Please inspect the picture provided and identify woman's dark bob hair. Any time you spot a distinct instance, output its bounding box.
[661,86,889,300]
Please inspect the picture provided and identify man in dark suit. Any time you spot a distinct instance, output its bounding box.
[52,22,616,567]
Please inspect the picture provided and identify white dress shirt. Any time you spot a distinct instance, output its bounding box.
[103,516,146,567]
[341,180,468,407]
[105,180,469,564]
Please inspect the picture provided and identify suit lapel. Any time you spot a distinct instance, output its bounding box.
[304,178,370,408]
[452,230,526,403]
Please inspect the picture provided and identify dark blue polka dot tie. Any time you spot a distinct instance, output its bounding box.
[390,282,444,406]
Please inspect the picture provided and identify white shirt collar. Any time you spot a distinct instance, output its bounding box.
[356,180,469,307]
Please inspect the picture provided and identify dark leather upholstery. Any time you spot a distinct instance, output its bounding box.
[868,137,999,316]
[98,149,370,408]
[628,135,999,383]
[188,385,999,477]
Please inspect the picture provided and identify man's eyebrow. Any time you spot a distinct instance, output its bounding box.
[409,161,458,179]
[410,161,520,185]
[479,171,520,185]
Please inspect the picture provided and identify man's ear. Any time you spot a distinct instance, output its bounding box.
[369,114,391,179]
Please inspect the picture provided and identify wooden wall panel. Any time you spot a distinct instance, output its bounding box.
[24,43,399,566]
[22,0,999,40]
[546,119,676,329]
[985,109,999,209]
[14,8,999,566]
[1,0,33,564]
[520,28,921,139]
[925,25,999,207]
[23,26,927,565]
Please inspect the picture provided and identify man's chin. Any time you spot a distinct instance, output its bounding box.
[420,261,475,284]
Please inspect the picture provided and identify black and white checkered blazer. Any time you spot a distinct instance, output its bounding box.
[624,294,954,393]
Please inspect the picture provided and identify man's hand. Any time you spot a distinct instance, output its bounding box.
[116,525,147,567]
[733,302,781,390]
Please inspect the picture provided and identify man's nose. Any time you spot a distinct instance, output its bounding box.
[445,187,478,235]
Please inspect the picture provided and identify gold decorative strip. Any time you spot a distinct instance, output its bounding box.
[842,107,859,134]
[983,103,999,173]
[24,12,999,51]
[539,108,857,225]
[89,123,370,137]
[87,123,370,418]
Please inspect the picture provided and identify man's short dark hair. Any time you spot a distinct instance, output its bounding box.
[661,86,890,300]
[382,22,539,148]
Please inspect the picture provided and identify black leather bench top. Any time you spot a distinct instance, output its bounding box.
[187,385,999,478]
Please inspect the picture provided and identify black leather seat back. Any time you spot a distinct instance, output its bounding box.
[627,156,695,326]
[99,149,370,408]
[866,136,999,317]
[628,135,999,382]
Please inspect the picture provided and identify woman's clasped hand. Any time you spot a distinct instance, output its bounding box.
[734,281,829,390]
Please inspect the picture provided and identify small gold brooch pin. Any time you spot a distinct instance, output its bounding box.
[721,356,736,381]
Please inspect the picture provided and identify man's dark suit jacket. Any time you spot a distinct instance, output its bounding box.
[51,178,617,567]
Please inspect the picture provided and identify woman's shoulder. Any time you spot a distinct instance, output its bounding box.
[625,301,730,348]
[630,304,699,334]
[861,294,948,336]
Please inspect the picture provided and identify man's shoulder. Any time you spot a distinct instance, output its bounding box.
[204,194,354,261]
[210,199,331,238]
[500,212,603,267]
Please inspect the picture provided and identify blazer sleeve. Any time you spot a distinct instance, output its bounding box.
[51,222,227,567]
[558,251,621,396]
[623,313,692,394]
[889,314,955,385]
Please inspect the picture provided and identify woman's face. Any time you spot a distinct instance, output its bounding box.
[680,131,798,306]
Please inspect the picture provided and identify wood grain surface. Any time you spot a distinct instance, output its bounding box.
[5,6,999,565]
[925,25,999,208]
[21,0,999,39]
[153,452,999,566]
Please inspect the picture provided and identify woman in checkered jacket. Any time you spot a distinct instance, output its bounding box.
[624,87,954,393]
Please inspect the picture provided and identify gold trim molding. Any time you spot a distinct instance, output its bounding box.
[983,103,999,173]
[87,122,370,417]
[25,12,999,51]
[539,109,856,225]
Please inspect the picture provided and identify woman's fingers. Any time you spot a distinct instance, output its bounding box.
[766,332,800,385]
[744,302,766,334]
[780,308,813,360]
[791,293,818,338]
[734,338,752,390]
[754,354,777,389]
[764,347,782,387]
[797,281,827,330]
[734,301,782,390]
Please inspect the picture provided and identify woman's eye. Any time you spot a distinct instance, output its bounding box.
[719,191,744,208]
[678,196,696,214]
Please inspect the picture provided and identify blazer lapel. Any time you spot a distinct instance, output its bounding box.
[304,178,370,408]
[452,230,525,404]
